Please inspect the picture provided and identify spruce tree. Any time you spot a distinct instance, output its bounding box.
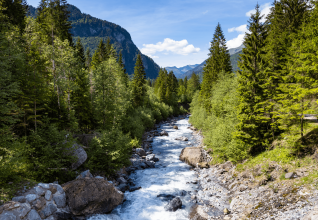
[200,23,232,110]
[2,0,28,33]
[85,48,91,70]
[236,4,269,153]
[75,37,86,68]
[118,51,128,86]
[132,54,146,107]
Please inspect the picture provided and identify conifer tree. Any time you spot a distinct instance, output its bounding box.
[236,4,269,152]
[132,54,147,107]
[91,39,107,68]
[75,37,86,68]
[118,51,128,86]
[85,48,91,70]
[200,23,232,110]
[2,0,28,33]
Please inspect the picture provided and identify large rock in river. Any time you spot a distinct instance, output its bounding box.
[180,147,205,167]
[62,178,124,216]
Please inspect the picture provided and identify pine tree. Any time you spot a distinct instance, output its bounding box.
[85,48,91,70]
[132,54,147,107]
[1,0,28,33]
[236,4,269,153]
[200,23,232,110]
[280,0,318,141]
[75,37,86,68]
[187,72,200,101]
[91,39,107,69]
[118,51,128,86]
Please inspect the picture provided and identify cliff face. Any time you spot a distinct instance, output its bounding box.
[28,4,160,79]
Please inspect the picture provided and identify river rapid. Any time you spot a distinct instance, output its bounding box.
[89,116,198,220]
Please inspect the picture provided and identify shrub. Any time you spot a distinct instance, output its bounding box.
[86,128,131,174]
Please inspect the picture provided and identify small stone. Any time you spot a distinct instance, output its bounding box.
[164,197,182,212]
[173,125,178,129]
[224,208,230,215]
[136,148,146,157]
[38,183,50,189]
[12,196,26,203]
[285,172,296,179]
[53,193,66,208]
[117,177,127,184]
[35,186,46,196]
[27,209,41,220]
[26,194,39,203]
[45,190,52,201]
[95,176,104,180]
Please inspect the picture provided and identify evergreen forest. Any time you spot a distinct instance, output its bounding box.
[2,0,318,204]
[0,0,199,200]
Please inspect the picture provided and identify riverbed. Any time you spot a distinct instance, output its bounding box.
[89,116,198,220]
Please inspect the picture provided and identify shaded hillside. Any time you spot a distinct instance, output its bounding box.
[28,5,160,79]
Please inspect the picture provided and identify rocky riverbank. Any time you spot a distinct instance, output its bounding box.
[188,128,318,220]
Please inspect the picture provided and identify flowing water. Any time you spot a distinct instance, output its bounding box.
[89,116,198,220]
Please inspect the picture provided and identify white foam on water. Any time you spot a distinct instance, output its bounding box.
[89,117,197,220]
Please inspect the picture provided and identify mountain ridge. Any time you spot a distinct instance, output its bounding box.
[28,4,160,79]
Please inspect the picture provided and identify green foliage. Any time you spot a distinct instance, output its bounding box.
[132,54,147,107]
[190,72,247,162]
[87,128,131,174]
[200,23,232,110]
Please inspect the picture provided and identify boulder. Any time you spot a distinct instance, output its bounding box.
[145,161,155,168]
[63,178,124,216]
[164,197,182,212]
[69,143,87,170]
[173,125,178,129]
[146,154,155,161]
[175,137,188,141]
[160,130,168,136]
[180,147,205,167]
[135,148,146,157]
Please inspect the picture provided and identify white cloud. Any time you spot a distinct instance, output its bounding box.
[149,55,159,59]
[227,34,246,49]
[202,10,209,15]
[246,3,272,22]
[141,38,200,56]
[228,24,248,33]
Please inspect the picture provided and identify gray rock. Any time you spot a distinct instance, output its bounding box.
[53,193,66,208]
[39,203,57,219]
[11,197,26,203]
[76,170,93,179]
[38,183,50,190]
[31,198,46,211]
[95,176,104,180]
[26,194,39,203]
[175,136,188,141]
[35,186,46,196]
[164,197,182,212]
[146,154,155,161]
[0,211,16,220]
[117,184,129,193]
[18,203,31,218]
[160,130,168,136]
[70,143,87,170]
[27,209,41,220]
[44,215,56,220]
[45,190,52,201]
[285,172,296,179]
[145,161,155,168]
[136,148,146,157]
[117,177,127,184]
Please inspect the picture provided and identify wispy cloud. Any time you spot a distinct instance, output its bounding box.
[228,24,248,33]
[202,10,209,15]
[141,38,200,56]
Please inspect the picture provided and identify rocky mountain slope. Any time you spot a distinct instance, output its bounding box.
[28,4,160,79]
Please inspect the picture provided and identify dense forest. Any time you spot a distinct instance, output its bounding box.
[0,0,201,197]
[190,0,318,163]
[28,4,161,79]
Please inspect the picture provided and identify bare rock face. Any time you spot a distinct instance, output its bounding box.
[63,178,124,216]
[180,147,205,167]
[70,143,87,170]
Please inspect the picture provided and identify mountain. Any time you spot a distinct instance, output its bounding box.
[180,44,245,79]
[28,5,160,79]
[165,64,199,78]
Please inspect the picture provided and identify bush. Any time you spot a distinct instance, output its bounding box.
[24,122,77,183]
[86,128,131,174]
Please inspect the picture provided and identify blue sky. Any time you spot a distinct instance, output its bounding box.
[27,0,273,68]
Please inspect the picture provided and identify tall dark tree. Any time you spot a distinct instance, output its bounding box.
[118,51,128,86]
[1,0,28,33]
[236,4,269,153]
[75,37,86,68]
[200,23,232,110]
[132,54,146,107]
[85,48,91,70]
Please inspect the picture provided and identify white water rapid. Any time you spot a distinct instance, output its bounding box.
[89,116,198,220]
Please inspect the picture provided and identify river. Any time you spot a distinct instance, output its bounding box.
[89,116,198,220]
